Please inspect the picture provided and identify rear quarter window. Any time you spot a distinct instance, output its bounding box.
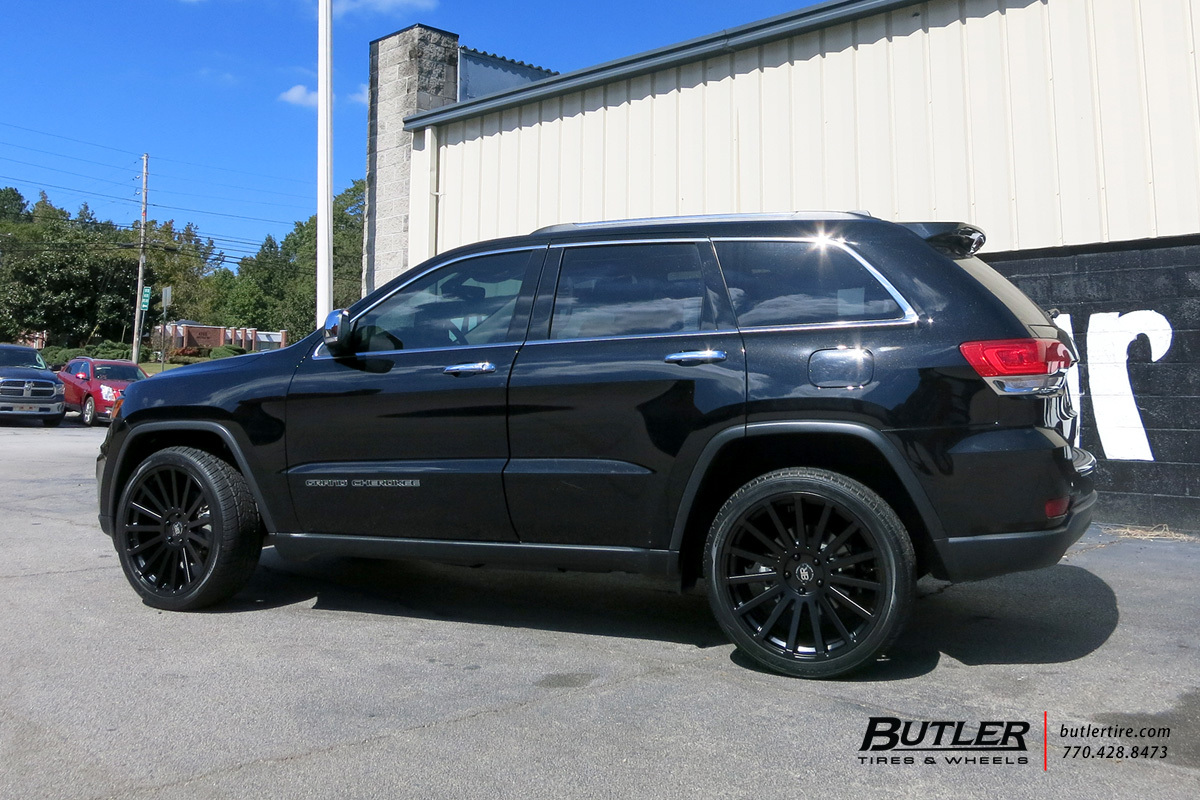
[714,240,906,327]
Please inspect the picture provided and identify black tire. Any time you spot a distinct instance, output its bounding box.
[82,396,96,426]
[114,446,262,611]
[42,413,64,428]
[704,468,915,679]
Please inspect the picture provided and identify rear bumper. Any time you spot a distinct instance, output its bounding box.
[929,489,1096,582]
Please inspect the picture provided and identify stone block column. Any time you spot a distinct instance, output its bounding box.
[362,24,459,294]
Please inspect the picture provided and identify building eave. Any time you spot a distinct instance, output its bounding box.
[402,0,921,131]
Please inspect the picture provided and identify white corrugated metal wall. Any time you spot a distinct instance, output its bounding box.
[408,0,1200,262]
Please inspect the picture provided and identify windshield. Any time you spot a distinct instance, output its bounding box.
[94,364,145,382]
[0,348,47,369]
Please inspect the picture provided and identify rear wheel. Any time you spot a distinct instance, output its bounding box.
[115,446,261,610]
[704,468,915,679]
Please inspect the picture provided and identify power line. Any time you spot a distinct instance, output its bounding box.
[0,121,313,187]
[0,140,137,173]
[153,154,311,186]
[150,186,312,211]
[0,155,139,192]
[0,139,313,201]
[1,209,284,255]
[0,154,311,210]
[0,121,139,156]
[149,171,312,201]
[0,174,139,207]
[0,173,296,225]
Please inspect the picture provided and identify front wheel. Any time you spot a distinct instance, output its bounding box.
[82,396,96,426]
[704,468,915,679]
[115,446,262,610]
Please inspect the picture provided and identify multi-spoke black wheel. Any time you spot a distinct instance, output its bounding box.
[705,468,914,678]
[115,446,262,610]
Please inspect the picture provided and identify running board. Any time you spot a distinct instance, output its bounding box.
[269,533,679,576]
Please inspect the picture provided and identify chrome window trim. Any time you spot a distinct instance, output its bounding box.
[549,237,709,248]
[521,328,741,348]
[313,339,522,360]
[709,236,920,328]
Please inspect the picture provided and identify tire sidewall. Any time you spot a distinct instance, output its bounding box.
[704,468,914,678]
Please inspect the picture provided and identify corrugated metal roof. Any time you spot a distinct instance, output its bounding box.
[460,47,558,76]
[403,0,921,130]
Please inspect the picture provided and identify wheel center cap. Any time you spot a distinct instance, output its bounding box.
[167,520,186,545]
[784,554,822,591]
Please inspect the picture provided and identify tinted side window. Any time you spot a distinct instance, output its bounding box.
[550,243,706,339]
[715,240,904,327]
[353,251,531,352]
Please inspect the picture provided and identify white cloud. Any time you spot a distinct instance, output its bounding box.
[349,83,369,105]
[198,67,238,85]
[333,0,438,19]
[279,84,319,108]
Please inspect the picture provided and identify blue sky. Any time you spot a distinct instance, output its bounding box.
[0,0,811,262]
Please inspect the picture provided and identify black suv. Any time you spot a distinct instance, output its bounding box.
[96,213,1095,678]
[0,343,65,427]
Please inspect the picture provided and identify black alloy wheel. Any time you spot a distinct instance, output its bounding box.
[82,396,96,426]
[115,446,261,611]
[705,468,914,678]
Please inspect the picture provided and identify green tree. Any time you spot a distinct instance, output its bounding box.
[0,192,140,345]
[0,186,30,225]
[214,180,364,338]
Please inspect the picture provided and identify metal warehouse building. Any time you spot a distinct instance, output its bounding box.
[363,0,1200,531]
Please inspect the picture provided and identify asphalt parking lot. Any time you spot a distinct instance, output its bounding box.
[1,415,1197,799]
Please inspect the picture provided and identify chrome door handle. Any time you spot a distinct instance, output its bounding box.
[663,350,728,366]
[443,361,496,376]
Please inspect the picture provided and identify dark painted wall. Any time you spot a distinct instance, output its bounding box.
[988,237,1200,532]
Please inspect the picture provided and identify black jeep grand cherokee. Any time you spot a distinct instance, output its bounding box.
[97,213,1095,678]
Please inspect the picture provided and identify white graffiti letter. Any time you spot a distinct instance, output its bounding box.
[1085,311,1173,461]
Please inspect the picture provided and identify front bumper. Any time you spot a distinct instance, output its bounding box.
[0,401,64,417]
[929,489,1096,582]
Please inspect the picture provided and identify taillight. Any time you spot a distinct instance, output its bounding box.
[1045,496,1070,518]
[959,338,1073,396]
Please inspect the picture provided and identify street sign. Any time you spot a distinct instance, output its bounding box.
[162,286,172,309]
[140,286,152,311]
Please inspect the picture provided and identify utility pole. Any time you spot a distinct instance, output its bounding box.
[131,153,149,364]
[316,0,333,327]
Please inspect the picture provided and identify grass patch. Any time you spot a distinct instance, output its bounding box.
[139,362,191,375]
[1095,523,1196,541]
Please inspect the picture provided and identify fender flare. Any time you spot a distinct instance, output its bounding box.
[108,420,278,533]
[668,420,945,551]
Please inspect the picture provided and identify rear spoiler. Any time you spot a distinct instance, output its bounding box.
[899,222,986,258]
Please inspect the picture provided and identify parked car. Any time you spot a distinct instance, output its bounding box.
[96,212,1096,678]
[59,357,149,426]
[0,343,65,427]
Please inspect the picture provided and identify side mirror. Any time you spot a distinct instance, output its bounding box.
[76,372,88,380]
[322,309,353,356]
